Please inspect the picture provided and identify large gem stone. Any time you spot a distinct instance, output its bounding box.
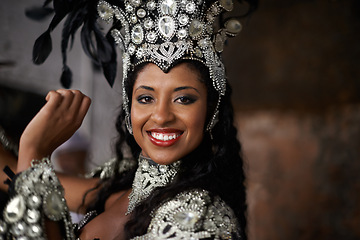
[225,19,242,35]
[4,195,26,223]
[189,19,203,38]
[44,190,65,221]
[97,1,113,21]
[220,0,234,11]
[160,0,178,15]
[158,16,176,39]
[174,211,200,228]
[131,25,144,44]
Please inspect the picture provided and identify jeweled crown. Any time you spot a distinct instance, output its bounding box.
[97,0,244,132]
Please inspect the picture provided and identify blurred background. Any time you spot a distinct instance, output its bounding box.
[1,0,359,239]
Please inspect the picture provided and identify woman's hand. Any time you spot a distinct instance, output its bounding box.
[17,89,91,172]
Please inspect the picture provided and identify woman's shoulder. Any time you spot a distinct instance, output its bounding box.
[134,189,241,240]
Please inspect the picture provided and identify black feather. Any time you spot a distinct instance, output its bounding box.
[60,65,73,88]
[25,6,54,21]
[32,30,52,65]
[101,33,117,87]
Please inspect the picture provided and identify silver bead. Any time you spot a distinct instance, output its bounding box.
[144,19,154,29]
[185,2,196,13]
[28,224,42,237]
[178,14,189,26]
[27,194,41,209]
[177,28,188,39]
[0,220,7,234]
[146,31,157,43]
[146,1,156,10]
[26,209,40,224]
[137,8,146,18]
[11,221,26,236]
[128,43,136,55]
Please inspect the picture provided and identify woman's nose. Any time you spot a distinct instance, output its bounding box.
[151,100,175,125]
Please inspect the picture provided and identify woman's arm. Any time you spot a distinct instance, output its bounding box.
[18,89,91,171]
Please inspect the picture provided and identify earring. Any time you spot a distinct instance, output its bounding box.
[206,96,221,137]
[125,114,133,135]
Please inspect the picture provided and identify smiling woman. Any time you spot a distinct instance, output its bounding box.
[131,63,207,165]
[1,0,258,239]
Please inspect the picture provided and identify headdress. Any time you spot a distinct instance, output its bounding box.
[28,0,256,133]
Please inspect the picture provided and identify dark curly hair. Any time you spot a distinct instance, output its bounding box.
[86,59,247,239]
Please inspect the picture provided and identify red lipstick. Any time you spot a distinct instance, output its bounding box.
[147,129,183,147]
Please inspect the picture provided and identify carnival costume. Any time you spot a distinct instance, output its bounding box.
[1,0,253,238]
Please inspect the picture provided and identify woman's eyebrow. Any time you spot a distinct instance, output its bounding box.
[174,86,200,93]
[134,85,154,92]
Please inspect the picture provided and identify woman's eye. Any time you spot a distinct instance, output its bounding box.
[175,96,196,105]
[137,95,153,104]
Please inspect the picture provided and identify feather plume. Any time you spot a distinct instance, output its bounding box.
[32,29,52,64]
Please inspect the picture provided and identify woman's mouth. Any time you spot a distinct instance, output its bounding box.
[147,129,183,147]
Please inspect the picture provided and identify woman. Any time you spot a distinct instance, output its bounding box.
[1,0,257,239]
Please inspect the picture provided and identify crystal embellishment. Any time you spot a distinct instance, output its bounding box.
[220,0,234,11]
[225,19,242,35]
[44,190,66,221]
[131,25,144,44]
[189,19,203,38]
[158,16,176,39]
[160,0,178,15]
[185,2,196,13]
[127,155,180,214]
[4,195,26,223]
[178,14,189,26]
[174,211,200,228]
[97,1,114,21]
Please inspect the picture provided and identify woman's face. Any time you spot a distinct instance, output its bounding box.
[131,63,208,165]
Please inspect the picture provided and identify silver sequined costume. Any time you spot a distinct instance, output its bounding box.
[1,157,241,239]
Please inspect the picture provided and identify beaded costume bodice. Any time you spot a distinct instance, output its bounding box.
[1,156,241,239]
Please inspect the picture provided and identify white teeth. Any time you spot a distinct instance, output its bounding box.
[151,132,179,141]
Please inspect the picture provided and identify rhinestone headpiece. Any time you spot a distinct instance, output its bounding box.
[97,0,244,132]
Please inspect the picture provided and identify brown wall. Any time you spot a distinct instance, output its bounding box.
[225,1,360,239]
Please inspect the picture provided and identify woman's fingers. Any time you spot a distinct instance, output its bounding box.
[56,89,75,110]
